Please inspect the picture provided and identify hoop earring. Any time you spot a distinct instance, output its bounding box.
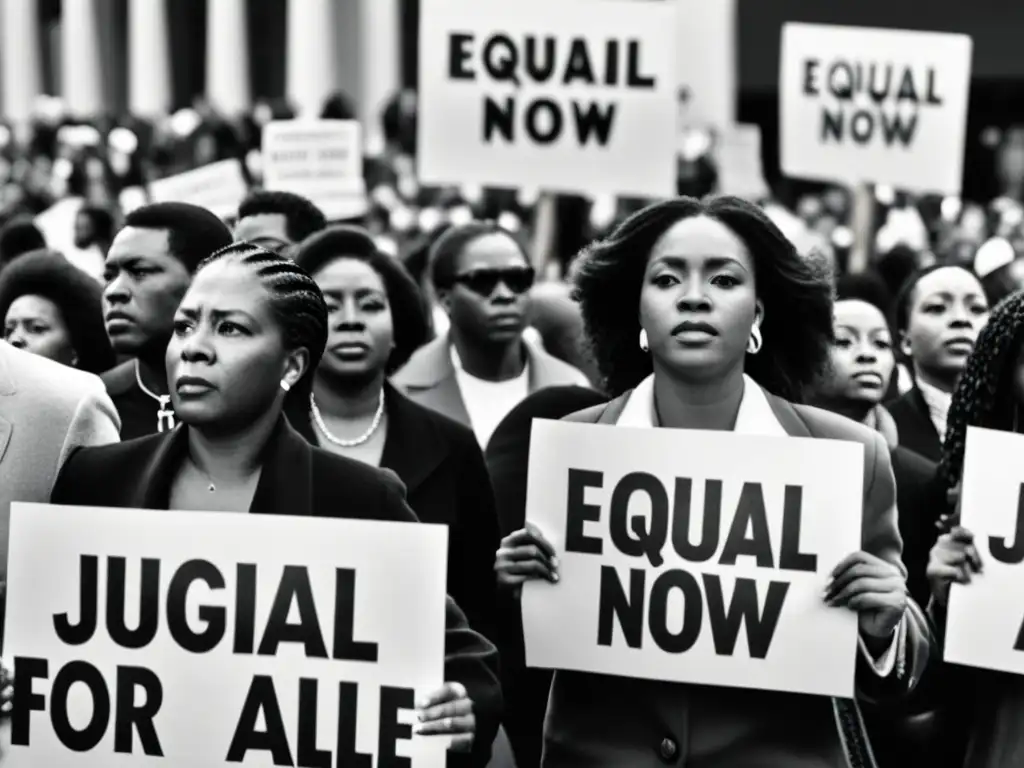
[280,379,292,393]
[747,325,762,355]
[639,328,649,352]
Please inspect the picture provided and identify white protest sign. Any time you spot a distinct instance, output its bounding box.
[714,124,769,201]
[261,120,368,220]
[3,503,449,767]
[417,0,679,198]
[780,24,972,194]
[945,427,1024,675]
[147,159,248,220]
[522,420,864,698]
[675,0,736,130]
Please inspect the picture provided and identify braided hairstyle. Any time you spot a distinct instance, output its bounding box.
[197,242,328,404]
[940,289,1024,496]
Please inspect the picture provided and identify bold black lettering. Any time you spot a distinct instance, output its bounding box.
[648,570,702,654]
[821,107,844,142]
[604,39,620,86]
[610,472,669,567]
[896,68,919,103]
[166,559,226,653]
[258,565,328,659]
[803,59,820,95]
[51,661,110,751]
[779,486,817,572]
[565,468,604,555]
[703,575,789,659]
[378,687,415,768]
[524,35,556,82]
[1014,614,1024,652]
[525,98,563,144]
[106,557,160,649]
[483,34,520,85]
[233,563,258,654]
[332,569,379,662]
[867,63,893,104]
[719,483,773,568]
[563,38,596,85]
[926,68,943,105]
[626,40,655,88]
[336,682,372,768]
[672,478,721,563]
[297,678,331,767]
[483,96,515,143]
[990,484,1024,564]
[54,554,98,645]
[850,110,874,145]
[573,101,615,146]
[597,566,644,648]
[11,656,48,746]
[827,61,854,99]
[225,676,293,764]
[448,33,475,79]
[114,666,164,755]
[881,112,918,147]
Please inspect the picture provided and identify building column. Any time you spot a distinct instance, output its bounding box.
[128,0,172,116]
[206,0,251,115]
[286,0,336,117]
[0,0,43,124]
[61,0,105,117]
[359,0,401,145]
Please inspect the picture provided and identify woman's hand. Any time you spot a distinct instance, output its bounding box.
[825,551,907,643]
[415,681,475,752]
[927,526,983,608]
[495,523,559,597]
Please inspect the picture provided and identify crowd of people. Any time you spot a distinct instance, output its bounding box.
[3,90,1024,768]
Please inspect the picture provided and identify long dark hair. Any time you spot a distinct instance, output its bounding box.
[571,195,834,400]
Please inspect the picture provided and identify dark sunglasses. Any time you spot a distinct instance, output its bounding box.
[451,267,535,297]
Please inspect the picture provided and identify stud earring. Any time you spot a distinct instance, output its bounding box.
[639,328,649,352]
[280,379,292,393]
[747,325,762,355]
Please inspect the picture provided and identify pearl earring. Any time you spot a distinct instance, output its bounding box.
[639,328,649,352]
[747,325,763,355]
[280,380,292,393]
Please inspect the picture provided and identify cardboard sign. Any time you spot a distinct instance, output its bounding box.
[780,23,972,194]
[147,160,249,220]
[521,420,864,698]
[261,120,367,221]
[946,427,1024,675]
[2,503,449,766]
[417,0,679,198]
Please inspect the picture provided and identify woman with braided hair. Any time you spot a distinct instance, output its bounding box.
[925,289,1024,768]
[47,243,504,765]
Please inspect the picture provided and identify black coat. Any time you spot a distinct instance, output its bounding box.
[287,383,503,646]
[50,416,503,768]
[886,388,943,462]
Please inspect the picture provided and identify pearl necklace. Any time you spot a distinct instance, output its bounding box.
[135,360,175,432]
[309,390,385,447]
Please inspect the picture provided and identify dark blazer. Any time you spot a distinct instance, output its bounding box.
[540,386,934,768]
[101,359,164,441]
[49,416,503,768]
[287,383,504,645]
[889,446,940,607]
[886,388,942,462]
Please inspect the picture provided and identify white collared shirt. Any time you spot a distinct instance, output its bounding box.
[617,373,903,678]
[916,377,952,444]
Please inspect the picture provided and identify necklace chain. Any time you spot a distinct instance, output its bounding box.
[134,360,175,433]
[309,390,385,447]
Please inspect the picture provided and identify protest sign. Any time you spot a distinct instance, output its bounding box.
[780,24,972,194]
[675,0,736,130]
[417,0,678,198]
[147,159,248,220]
[3,503,449,766]
[521,420,864,697]
[714,124,769,201]
[262,120,368,220]
[945,427,1024,675]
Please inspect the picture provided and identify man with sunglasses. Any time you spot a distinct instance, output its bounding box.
[394,221,589,449]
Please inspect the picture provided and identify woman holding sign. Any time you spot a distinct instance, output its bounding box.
[49,243,502,766]
[927,289,1024,768]
[495,196,931,768]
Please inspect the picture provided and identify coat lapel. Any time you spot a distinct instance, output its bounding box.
[132,427,189,509]
[379,384,446,496]
[392,335,472,427]
[249,418,314,518]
